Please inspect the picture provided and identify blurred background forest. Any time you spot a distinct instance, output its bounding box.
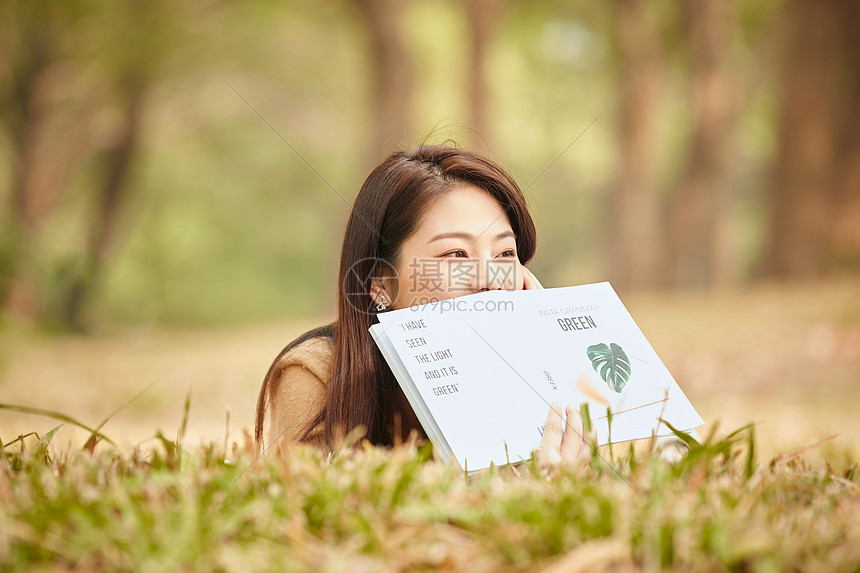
[1,0,858,452]
[2,0,858,329]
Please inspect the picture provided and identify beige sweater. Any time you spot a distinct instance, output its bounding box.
[259,336,334,453]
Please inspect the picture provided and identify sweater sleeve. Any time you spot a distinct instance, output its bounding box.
[260,336,334,453]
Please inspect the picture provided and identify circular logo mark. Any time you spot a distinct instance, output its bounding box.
[342,257,399,315]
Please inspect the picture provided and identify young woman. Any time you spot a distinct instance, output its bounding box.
[254,143,590,469]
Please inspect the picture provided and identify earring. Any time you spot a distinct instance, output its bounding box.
[376,295,388,312]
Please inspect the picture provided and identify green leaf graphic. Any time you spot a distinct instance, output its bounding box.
[586,342,631,393]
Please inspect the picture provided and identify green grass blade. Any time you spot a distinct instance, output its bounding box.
[84,381,156,452]
[658,418,701,449]
[0,403,115,446]
[745,426,756,479]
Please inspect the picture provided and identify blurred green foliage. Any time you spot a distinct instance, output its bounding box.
[2,0,856,328]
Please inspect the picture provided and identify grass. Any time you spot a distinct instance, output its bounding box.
[1,279,858,570]
[1,416,858,572]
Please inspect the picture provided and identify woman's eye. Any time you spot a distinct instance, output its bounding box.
[499,249,516,258]
[442,249,468,258]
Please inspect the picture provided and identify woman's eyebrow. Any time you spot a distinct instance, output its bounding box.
[429,230,516,242]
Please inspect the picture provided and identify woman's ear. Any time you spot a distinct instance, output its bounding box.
[369,278,390,308]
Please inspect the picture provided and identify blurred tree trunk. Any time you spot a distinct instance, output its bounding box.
[463,0,506,150]
[667,0,739,288]
[0,10,55,317]
[61,79,148,330]
[356,0,413,161]
[829,1,860,268]
[607,0,665,290]
[763,0,845,278]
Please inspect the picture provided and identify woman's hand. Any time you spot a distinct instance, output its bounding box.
[535,402,594,473]
[521,265,544,290]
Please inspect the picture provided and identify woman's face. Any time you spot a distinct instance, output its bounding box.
[382,184,525,310]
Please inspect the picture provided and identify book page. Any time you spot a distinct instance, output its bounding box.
[457,283,703,444]
[376,308,576,471]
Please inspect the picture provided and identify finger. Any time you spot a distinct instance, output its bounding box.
[537,402,563,469]
[524,266,544,289]
[560,404,584,464]
[522,265,544,290]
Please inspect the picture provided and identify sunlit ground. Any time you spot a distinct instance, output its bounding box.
[1,277,858,464]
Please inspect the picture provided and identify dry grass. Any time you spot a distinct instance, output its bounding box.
[1,278,859,571]
[1,424,858,572]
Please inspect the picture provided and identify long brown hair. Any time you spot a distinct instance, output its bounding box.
[255,143,537,448]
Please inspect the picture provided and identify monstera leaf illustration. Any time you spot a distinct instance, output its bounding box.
[586,342,631,393]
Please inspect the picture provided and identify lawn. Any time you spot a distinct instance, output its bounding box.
[1,278,859,570]
[1,423,858,572]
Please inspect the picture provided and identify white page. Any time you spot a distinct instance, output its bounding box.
[455,283,703,443]
[376,308,578,470]
[368,322,454,460]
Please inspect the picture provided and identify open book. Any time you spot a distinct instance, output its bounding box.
[369,282,703,472]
